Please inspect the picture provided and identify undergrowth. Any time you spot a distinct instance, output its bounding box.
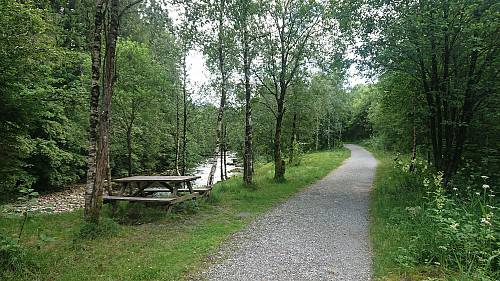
[367,146,499,281]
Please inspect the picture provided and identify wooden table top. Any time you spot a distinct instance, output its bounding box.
[112,175,201,183]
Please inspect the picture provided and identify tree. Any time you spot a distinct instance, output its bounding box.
[84,0,142,221]
[187,0,236,188]
[362,0,500,185]
[232,0,260,184]
[255,0,326,179]
[113,39,171,176]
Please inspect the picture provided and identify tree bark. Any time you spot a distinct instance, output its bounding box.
[207,0,227,189]
[289,112,296,164]
[409,92,417,172]
[182,82,187,176]
[84,0,142,220]
[242,8,253,185]
[174,73,181,176]
[220,125,225,181]
[327,110,331,150]
[274,96,286,179]
[84,0,105,220]
[91,0,120,221]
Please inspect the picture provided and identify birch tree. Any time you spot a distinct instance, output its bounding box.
[255,0,326,179]
[84,0,142,221]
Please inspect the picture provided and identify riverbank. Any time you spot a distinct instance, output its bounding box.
[2,184,85,215]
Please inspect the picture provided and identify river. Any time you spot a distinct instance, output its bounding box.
[192,153,241,187]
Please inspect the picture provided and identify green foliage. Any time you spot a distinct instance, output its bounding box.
[369,147,499,281]
[359,0,500,182]
[111,39,175,176]
[345,84,377,141]
[0,231,24,273]
[0,187,55,277]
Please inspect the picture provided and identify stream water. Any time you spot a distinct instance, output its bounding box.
[191,153,241,187]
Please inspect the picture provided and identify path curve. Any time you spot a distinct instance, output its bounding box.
[200,144,378,280]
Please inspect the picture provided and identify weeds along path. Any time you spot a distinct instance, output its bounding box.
[200,144,377,280]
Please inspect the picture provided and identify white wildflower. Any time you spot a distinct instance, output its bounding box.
[481,218,492,226]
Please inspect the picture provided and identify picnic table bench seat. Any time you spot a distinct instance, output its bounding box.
[103,192,199,204]
[142,188,211,194]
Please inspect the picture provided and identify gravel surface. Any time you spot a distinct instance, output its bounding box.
[2,185,85,215]
[200,144,377,280]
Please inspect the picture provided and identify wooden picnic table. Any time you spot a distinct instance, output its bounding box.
[103,175,206,214]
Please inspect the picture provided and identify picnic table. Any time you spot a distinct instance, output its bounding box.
[103,176,208,214]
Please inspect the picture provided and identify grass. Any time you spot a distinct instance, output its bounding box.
[365,144,499,281]
[367,149,442,280]
[0,148,350,280]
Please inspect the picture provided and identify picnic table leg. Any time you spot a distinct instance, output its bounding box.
[113,182,128,212]
[166,202,174,215]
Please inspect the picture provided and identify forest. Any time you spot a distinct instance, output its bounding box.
[1,0,499,280]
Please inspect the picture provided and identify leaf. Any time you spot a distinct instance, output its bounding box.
[39,233,57,242]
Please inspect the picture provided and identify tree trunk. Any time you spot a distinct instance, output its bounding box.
[409,92,417,172]
[181,80,188,176]
[327,111,331,150]
[91,0,120,221]
[315,117,320,152]
[207,2,227,188]
[224,127,228,180]
[174,76,181,176]
[181,81,188,176]
[274,99,285,179]
[242,23,253,184]
[126,125,132,176]
[220,125,225,181]
[84,0,105,220]
[289,113,296,164]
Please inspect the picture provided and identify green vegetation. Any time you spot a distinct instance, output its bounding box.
[365,141,499,281]
[0,148,349,280]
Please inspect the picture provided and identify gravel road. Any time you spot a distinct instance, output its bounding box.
[200,144,377,280]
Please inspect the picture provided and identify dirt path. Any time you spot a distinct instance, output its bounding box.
[200,144,377,280]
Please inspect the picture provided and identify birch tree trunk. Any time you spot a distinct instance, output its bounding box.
[84,0,142,220]
[289,113,297,164]
[242,4,253,185]
[207,0,227,189]
[84,0,105,219]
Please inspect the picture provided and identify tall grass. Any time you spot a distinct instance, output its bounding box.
[366,145,499,281]
[0,148,349,280]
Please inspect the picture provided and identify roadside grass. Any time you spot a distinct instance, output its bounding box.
[365,145,499,281]
[0,148,349,280]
